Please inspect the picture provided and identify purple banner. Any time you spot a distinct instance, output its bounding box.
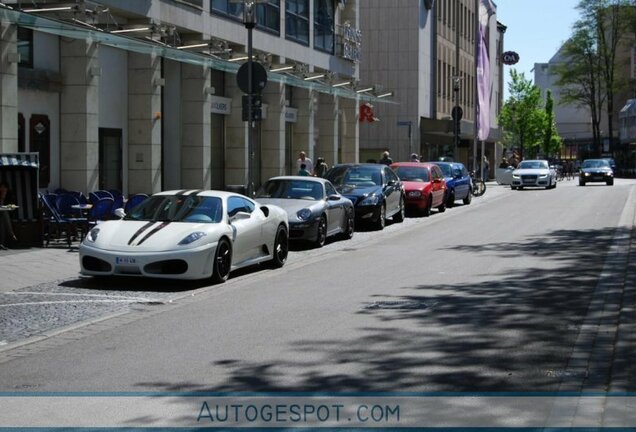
[476,0,495,142]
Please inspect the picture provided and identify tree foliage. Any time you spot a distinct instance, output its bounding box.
[553,0,634,156]
[499,70,548,159]
[542,90,563,157]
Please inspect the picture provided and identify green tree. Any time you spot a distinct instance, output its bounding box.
[554,0,634,156]
[552,22,604,155]
[542,90,563,157]
[499,69,546,159]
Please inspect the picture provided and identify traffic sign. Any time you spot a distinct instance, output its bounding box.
[237,62,268,94]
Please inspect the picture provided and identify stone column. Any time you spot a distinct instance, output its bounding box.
[316,93,339,168]
[60,38,99,193]
[224,74,248,188]
[261,82,286,182]
[128,52,162,195]
[293,88,317,166]
[340,96,360,163]
[0,22,18,153]
[181,64,212,189]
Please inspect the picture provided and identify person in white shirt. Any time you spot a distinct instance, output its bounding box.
[296,151,313,174]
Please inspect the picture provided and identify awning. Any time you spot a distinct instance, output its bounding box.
[0,153,39,169]
[0,6,396,104]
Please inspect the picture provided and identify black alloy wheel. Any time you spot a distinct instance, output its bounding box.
[270,224,288,268]
[212,238,232,284]
[315,215,327,248]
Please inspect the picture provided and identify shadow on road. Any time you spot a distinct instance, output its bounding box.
[133,226,630,393]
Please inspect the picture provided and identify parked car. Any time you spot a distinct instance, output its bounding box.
[391,162,447,216]
[511,160,557,190]
[325,163,404,230]
[79,190,289,282]
[255,176,354,247]
[579,159,614,186]
[431,161,472,206]
[603,158,617,172]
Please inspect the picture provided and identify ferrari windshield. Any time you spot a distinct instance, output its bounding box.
[124,195,223,223]
[518,161,549,170]
[393,166,430,182]
[582,159,610,168]
[256,179,324,201]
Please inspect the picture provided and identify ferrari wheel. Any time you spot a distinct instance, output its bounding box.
[211,238,232,284]
[315,215,327,248]
[270,224,288,268]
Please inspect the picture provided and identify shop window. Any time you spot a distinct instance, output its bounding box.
[99,129,123,192]
[17,27,33,69]
[211,0,280,33]
[314,0,334,53]
[286,0,309,45]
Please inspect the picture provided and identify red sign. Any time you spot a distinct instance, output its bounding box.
[502,51,520,65]
[359,103,378,123]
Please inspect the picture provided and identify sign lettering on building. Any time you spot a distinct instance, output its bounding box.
[210,96,232,115]
[284,107,298,123]
[339,21,361,63]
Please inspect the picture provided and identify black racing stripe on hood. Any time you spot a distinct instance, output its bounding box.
[136,222,171,246]
[127,221,156,246]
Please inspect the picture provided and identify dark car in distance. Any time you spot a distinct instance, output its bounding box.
[579,159,614,186]
[256,176,355,247]
[325,164,405,230]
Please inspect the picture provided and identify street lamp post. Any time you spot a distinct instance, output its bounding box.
[452,76,461,159]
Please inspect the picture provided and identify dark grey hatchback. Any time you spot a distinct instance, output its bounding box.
[579,159,614,186]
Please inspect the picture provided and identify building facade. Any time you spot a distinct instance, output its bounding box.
[0,0,387,195]
[359,0,505,170]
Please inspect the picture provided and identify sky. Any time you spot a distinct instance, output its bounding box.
[494,0,582,97]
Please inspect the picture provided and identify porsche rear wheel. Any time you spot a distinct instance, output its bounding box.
[270,224,288,268]
[211,238,232,284]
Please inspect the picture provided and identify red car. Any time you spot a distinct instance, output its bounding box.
[390,162,447,216]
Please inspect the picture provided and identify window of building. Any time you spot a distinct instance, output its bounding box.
[211,0,280,33]
[314,0,334,53]
[286,0,309,45]
[17,27,33,68]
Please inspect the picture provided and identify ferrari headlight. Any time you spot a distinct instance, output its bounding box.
[360,194,380,206]
[296,208,312,221]
[86,228,100,242]
[178,232,207,245]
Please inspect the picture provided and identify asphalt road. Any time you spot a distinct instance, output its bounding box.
[1,178,635,394]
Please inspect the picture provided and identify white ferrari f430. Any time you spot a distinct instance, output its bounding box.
[79,190,289,282]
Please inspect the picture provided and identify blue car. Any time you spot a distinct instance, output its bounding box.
[431,162,472,207]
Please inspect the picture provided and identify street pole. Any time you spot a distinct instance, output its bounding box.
[454,0,460,160]
[245,1,256,197]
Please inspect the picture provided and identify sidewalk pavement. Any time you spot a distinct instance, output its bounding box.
[0,245,81,293]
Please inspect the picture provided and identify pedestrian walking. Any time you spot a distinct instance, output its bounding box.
[379,151,393,165]
[482,155,490,180]
[313,157,329,178]
[296,151,314,174]
[298,164,311,177]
